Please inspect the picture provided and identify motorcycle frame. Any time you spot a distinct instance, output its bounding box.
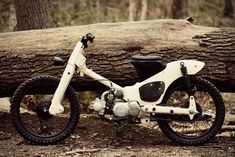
[49,40,205,120]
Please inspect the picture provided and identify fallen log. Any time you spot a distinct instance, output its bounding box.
[0,19,234,96]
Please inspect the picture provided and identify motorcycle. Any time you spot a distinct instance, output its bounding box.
[10,33,225,145]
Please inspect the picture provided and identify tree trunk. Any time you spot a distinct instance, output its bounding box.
[224,0,234,18]
[14,0,56,31]
[129,0,136,21]
[172,0,188,19]
[0,19,234,97]
[0,0,10,32]
[51,0,60,26]
[96,0,101,23]
[140,0,148,21]
[9,0,16,31]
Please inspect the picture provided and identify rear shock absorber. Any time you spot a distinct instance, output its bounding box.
[180,62,197,96]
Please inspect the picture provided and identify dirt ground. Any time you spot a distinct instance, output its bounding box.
[0,93,235,157]
[0,113,234,157]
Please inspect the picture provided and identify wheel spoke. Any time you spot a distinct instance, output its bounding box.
[157,77,225,145]
[165,80,220,138]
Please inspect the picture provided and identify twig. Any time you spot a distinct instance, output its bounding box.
[179,125,235,134]
[220,125,235,132]
[63,148,101,155]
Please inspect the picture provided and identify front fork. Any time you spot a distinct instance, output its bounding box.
[49,63,75,115]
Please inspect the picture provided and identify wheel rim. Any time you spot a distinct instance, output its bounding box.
[17,81,74,138]
[164,83,217,139]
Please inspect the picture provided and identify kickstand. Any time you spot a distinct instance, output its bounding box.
[113,122,125,147]
[115,121,124,138]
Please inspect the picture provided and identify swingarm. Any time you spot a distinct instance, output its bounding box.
[143,96,198,120]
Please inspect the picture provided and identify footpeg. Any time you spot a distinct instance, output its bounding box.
[53,57,65,66]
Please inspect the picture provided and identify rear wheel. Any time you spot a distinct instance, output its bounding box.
[157,76,225,145]
[10,75,80,144]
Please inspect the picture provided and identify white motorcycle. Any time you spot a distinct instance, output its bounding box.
[11,33,225,145]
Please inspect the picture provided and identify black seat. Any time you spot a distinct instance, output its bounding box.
[131,55,162,61]
[131,55,166,81]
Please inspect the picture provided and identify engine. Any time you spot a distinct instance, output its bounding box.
[112,101,140,117]
[92,89,141,119]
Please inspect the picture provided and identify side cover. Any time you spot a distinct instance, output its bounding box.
[139,81,165,102]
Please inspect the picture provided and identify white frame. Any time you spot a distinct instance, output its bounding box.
[49,40,205,120]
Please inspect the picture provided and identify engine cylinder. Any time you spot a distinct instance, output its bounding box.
[112,102,129,117]
[129,101,140,116]
[93,98,103,112]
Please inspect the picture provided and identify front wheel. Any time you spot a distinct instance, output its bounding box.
[157,76,225,145]
[10,75,80,144]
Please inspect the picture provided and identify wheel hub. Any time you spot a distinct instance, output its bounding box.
[36,101,53,120]
[180,101,202,121]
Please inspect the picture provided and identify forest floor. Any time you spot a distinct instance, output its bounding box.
[0,93,234,157]
[0,113,234,157]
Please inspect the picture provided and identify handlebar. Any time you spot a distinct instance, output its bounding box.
[81,33,95,48]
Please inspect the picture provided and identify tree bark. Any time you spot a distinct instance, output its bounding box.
[140,0,148,21]
[0,19,234,97]
[224,0,234,18]
[14,0,56,31]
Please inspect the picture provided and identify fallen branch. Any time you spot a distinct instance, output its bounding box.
[63,148,101,155]
[220,125,235,132]
[175,125,235,134]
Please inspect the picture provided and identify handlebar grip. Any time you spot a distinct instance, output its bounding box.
[81,33,95,48]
